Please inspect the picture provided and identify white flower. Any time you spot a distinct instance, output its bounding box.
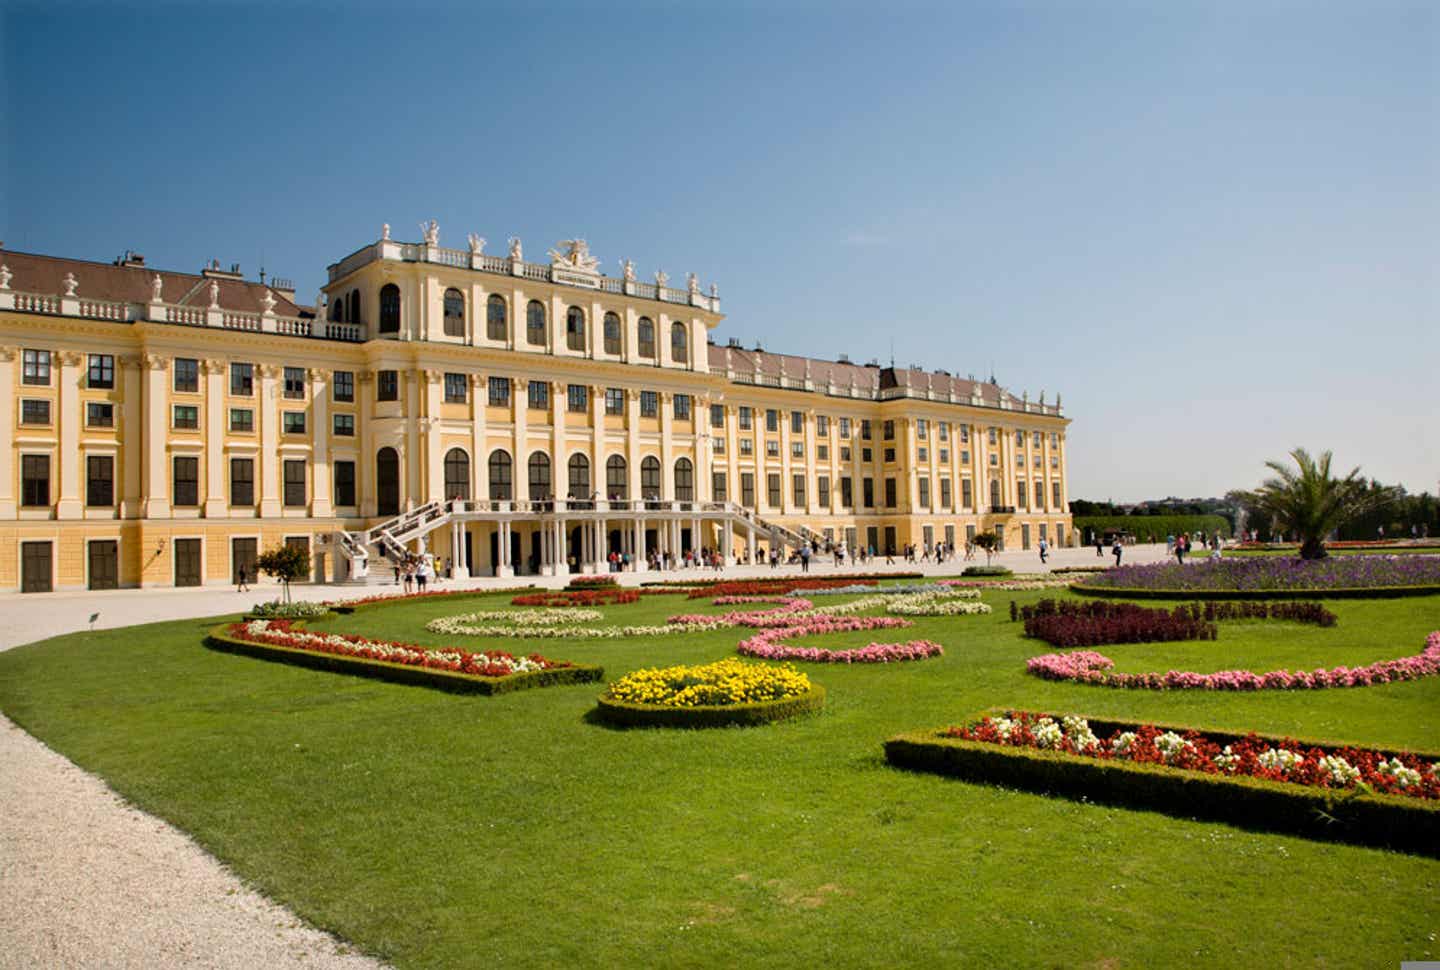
[1316,755,1359,786]
[1111,732,1138,755]
[1032,717,1064,749]
[1215,746,1240,773]
[1061,715,1098,751]
[1154,732,1192,764]
[1257,747,1304,774]
[1378,757,1422,788]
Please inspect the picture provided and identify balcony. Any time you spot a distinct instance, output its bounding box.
[988,505,1016,514]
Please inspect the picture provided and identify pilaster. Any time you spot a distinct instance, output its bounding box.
[310,368,332,517]
[141,353,171,518]
[470,374,488,500]
[423,369,443,504]
[0,347,16,517]
[257,364,282,517]
[119,355,142,518]
[202,359,227,516]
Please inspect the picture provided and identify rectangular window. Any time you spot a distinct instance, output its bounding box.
[230,458,254,506]
[884,448,896,463]
[640,391,658,417]
[1051,432,1059,449]
[1017,481,1029,510]
[283,366,306,399]
[605,387,624,415]
[1034,454,1042,468]
[172,456,199,506]
[862,477,874,508]
[1051,455,1060,469]
[741,472,755,508]
[960,425,969,444]
[488,376,510,406]
[86,402,114,427]
[790,411,804,434]
[1034,431,1043,447]
[791,442,804,458]
[529,380,550,410]
[332,413,355,437]
[229,408,253,433]
[173,405,199,430]
[20,399,50,425]
[230,362,253,396]
[766,440,779,457]
[283,460,306,507]
[988,428,997,445]
[86,455,114,506]
[738,407,753,431]
[673,393,690,420]
[283,411,306,435]
[765,409,779,432]
[1035,480,1045,509]
[767,473,782,508]
[818,475,830,507]
[174,358,199,393]
[22,349,51,386]
[1016,429,1025,446]
[989,453,998,467]
[917,447,928,462]
[712,471,727,501]
[739,439,753,456]
[862,447,872,463]
[962,478,973,508]
[710,404,725,428]
[817,444,829,461]
[445,373,467,404]
[961,450,970,464]
[816,415,829,436]
[884,477,897,508]
[1015,453,1025,468]
[21,454,50,506]
[840,477,853,507]
[883,420,895,440]
[941,478,952,509]
[712,436,726,454]
[861,419,872,440]
[333,370,354,402]
[916,419,928,439]
[939,449,949,463]
[1053,481,1062,508]
[378,370,399,401]
[567,384,588,412]
[87,354,114,389]
[840,446,851,461]
[838,417,851,438]
[334,460,357,507]
[939,422,949,441]
[918,478,931,509]
[792,474,805,507]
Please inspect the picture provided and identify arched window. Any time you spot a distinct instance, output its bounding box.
[671,322,688,364]
[567,453,590,499]
[641,456,661,499]
[487,294,508,341]
[674,457,694,502]
[565,306,586,352]
[376,447,400,516]
[528,451,552,501]
[605,454,627,499]
[603,312,621,355]
[443,448,471,500]
[526,300,546,346]
[990,479,1002,509]
[488,450,513,501]
[348,290,360,325]
[329,296,341,322]
[379,284,401,334]
[443,288,465,338]
[637,317,655,358]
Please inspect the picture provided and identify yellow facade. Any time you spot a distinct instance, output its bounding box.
[0,232,1070,590]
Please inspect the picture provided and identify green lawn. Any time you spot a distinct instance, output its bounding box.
[1,586,1438,968]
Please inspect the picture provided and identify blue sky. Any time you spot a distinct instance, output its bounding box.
[3,1,1435,502]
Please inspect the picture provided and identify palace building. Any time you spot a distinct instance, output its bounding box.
[0,226,1071,591]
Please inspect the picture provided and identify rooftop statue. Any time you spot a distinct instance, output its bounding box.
[548,238,599,273]
[468,233,486,255]
[421,220,440,246]
[508,237,523,261]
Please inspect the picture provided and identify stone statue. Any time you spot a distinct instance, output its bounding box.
[467,233,486,255]
[1039,390,1046,406]
[548,239,599,273]
[686,273,699,294]
[710,282,718,299]
[62,273,78,297]
[654,269,668,287]
[621,259,635,282]
[208,280,220,308]
[0,264,11,290]
[973,381,983,398]
[151,274,163,302]
[421,220,440,246]
[1056,393,1063,409]
[508,237,523,261]
[381,223,391,241]
[316,291,326,317]
[262,289,277,314]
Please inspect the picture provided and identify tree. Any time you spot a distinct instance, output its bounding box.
[256,543,309,603]
[1235,448,1396,559]
[972,530,1000,565]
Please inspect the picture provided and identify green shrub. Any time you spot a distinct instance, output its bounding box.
[247,600,333,619]
[1070,584,1440,601]
[205,625,603,695]
[1073,514,1232,542]
[594,684,825,728]
[884,714,1440,857]
[961,566,1013,578]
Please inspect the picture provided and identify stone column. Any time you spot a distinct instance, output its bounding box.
[497,520,512,577]
[142,353,171,517]
[257,364,281,517]
[309,368,332,518]
[55,352,83,518]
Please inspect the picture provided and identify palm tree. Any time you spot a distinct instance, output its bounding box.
[1240,448,1395,559]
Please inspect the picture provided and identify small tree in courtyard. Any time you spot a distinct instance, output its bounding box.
[256,543,309,603]
[972,531,1000,565]
[1237,448,1396,559]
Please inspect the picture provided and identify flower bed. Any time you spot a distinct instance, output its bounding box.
[207,619,602,694]
[686,579,881,599]
[1025,630,1440,690]
[595,658,825,727]
[247,599,333,619]
[1014,599,1336,648]
[885,590,991,617]
[569,575,618,588]
[940,577,1075,591]
[641,573,924,589]
[327,587,538,613]
[511,589,640,607]
[885,710,1440,855]
[737,615,941,664]
[426,607,731,639]
[1074,556,1440,599]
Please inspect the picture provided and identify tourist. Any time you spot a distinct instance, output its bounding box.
[800,544,811,573]
[1038,537,1048,565]
[235,565,249,593]
[1112,538,1123,566]
[1095,536,1104,557]
[416,558,430,592]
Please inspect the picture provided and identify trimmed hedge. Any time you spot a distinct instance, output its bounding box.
[205,624,603,695]
[1073,514,1232,541]
[594,684,826,728]
[1071,583,1440,601]
[961,566,1013,577]
[884,712,1440,857]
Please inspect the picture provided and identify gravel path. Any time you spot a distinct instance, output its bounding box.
[0,544,1170,968]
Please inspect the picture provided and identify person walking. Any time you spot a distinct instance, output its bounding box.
[800,544,811,573]
[1038,537,1048,565]
[236,565,249,593]
[1112,538,1123,567]
[1095,536,1104,557]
